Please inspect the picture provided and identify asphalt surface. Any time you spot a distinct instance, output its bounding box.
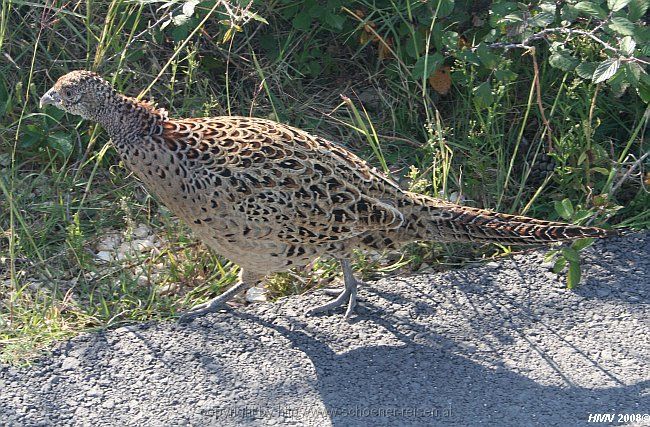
[1,233,648,426]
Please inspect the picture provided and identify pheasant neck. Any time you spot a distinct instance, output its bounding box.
[95,94,162,142]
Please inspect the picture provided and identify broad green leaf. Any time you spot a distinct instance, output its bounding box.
[592,58,620,83]
[442,31,459,50]
[473,81,494,108]
[549,51,579,71]
[562,198,574,217]
[607,0,631,11]
[292,13,311,31]
[554,198,573,219]
[575,1,607,18]
[530,11,555,27]
[628,0,649,20]
[495,69,518,82]
[634,25,650,44]
[572,238,595,251]
[308,4,326,18]
[477,43,499,68]
[560,4,579,24]
[576,62,597,79]
[553,257,567,273]
[567,261,582,289]
[562,247,580,263]
[637,72,650,102]
[412,53,444,79]
[20,124,45,149]
[324,13,345,30]
[608,17,635,35]
[47,133,74,158]
[620,36,636,55]
[405,30,426,59]
[431,0,455,18]
[457,50,481,66]
[544,249,558,263]
[624,62,643,87]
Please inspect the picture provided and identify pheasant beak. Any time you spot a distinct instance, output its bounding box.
[39,88,61,109]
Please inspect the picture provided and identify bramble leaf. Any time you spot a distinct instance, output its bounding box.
[592,58,620,83]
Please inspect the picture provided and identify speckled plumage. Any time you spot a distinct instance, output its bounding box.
[41,71,617,320]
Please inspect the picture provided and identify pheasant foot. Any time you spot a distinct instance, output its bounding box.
[306,259,360,320]
[178,280,250,323]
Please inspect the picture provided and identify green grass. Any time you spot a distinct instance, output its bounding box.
[0,1,647,364]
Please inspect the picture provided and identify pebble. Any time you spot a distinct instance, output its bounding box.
[246,287,267,303]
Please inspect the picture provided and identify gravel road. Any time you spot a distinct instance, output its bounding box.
[1,233,648,426]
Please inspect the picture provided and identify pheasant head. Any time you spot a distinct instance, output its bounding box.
[40,70,117,120]
[40,70,167,138]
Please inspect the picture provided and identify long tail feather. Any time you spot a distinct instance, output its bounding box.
[404,194,617,246]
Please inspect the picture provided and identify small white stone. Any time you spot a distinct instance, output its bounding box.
[95,251,114,262]
[96,234,121,252]
[157,283,178,296]
[133,224,151,239]
[246,286,267,303]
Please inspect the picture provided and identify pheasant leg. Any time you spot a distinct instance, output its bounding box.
[306,259,360,320]
[179,278,251,322]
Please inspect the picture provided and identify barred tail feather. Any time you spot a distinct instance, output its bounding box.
[407,195,618,246]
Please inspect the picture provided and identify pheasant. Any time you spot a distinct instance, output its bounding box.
[40,70,617,321]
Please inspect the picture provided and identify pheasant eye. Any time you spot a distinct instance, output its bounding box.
[65,89,73,98]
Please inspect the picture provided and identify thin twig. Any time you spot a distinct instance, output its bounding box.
[485,27,650,66]
[527,47,554,152]
[610,152,650,196]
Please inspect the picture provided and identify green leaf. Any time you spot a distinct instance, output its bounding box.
[495,69,518,82]
[619,36,636,55]
[549,51,579,71]
[637,72,650,102]
[20,124,45,150]
[562,198,574,217]
[324,13,345,30]
[567,261,582,289]
[243,10,269,25]
[562,247,581,263]
[624,62,644,87]
[476,43,499,69]
[530,11,555,28]
[572,238,595,251]
[308,4,326,18]
[47,132,74,158]
[628,0,649,20]
[575,1,607,18]
[554,198,574,219]
[608,0,631,11]
[553,257,567,273]
[560,4,579,24]
[576,62,597,79]
[442,31,459,50]
[405,30,425,59]
[473,81,494,108]
[457,50,481,66]
[292,13,311,31]
[431,0,455,18]
[544,249,558,263]
[592,58,620,83]
[412,53,444,79]
[608,17,635,35]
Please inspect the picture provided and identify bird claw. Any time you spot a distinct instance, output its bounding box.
[178,296,230,323]
[306,283,359,321]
